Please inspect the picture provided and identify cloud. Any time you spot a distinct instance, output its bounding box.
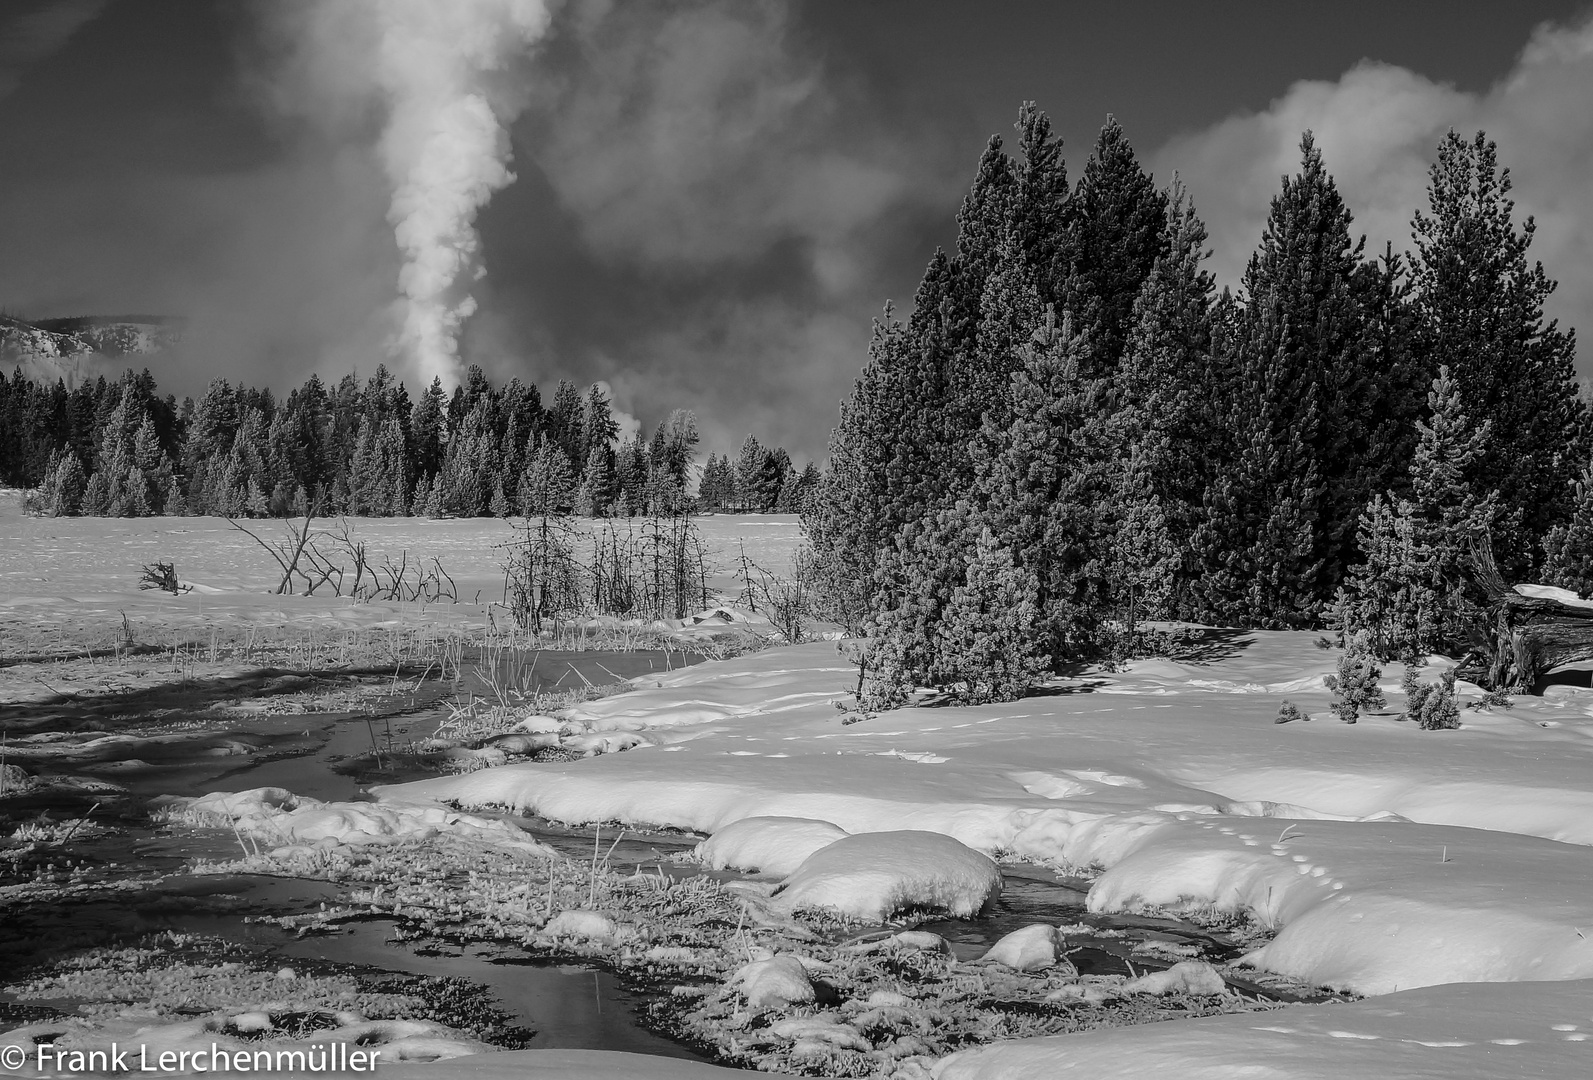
[491,0,954,459]
[0,0,105,101]
[1152,13,1593,364]
[530,0,912,283]
[255,0,556,389]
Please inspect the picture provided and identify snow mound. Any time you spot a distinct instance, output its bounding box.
[1123,960,1227,995]
[730,955,815,1009]
[771,831,1001,922]
[693,817,849,877]
[541,910,632,944]
[980,924,1071,972]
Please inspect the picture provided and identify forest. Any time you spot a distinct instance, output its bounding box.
[803,108,1593,705]
[0,365,817,521]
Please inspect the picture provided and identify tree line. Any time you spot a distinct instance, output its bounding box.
[0,364,817,520]
[804,106,1593,706]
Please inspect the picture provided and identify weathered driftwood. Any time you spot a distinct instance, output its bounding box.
[1465,538,1593,691]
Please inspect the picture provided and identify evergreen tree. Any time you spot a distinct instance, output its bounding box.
[520,435,575,516]
[793,462,821,514]
[546,379,585,474]
[435,406,496,517]
[1411,130,1587,566]
[347,424,380,515]
[1543,464,1593,598]
[374,416,410,514]
[1114,183,1216,617]
[965,104,1069,446]
[697,454,728,511]
[580,442,617,516]
[930,526,1046,704]
[581,383,620,465]
[489,479,512,518]
[659,409,700,490]
[1344,366,1498,657]
[410,377,448,483]
[613,434,648,517]
[1191,134,1384,625]
[975,308,1115,660]
[1069,116,1168,377]
[734,435,764,511]
[41,451,86,516]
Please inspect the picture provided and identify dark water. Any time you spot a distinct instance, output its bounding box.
[0,649,707,1059]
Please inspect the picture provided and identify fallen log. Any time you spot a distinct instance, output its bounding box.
[1463,537,1593,691]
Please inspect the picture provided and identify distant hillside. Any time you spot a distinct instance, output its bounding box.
[0,314,181,387]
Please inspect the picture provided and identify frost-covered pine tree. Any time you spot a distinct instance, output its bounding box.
[1411,131,1587,568]
[519,435,575,516]
[41,451,86,516]
[1344,366,1497,658]
[1325,631,1385,723]
[1542,463,1593,598]
[931,526,1045,704]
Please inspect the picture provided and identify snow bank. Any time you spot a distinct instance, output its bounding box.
[693,816,849,876]
[771,831,1001,922]
[933,978,1593,1080]
[379,634,1593,995]
[1085,815,1593,993]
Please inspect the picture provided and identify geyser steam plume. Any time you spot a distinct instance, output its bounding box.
[297,0,552,387]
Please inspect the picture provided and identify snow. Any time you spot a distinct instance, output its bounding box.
[361,1049,803,1080]
[729,955,815,1009]
[1516,582,1593,608]
[0,1012,488,1078]
[769,830,1002,922]
[1121,960,1227,995]
[541,909,632,944]
[933,978,1593,1080]
[382,633,1593,1003]
[165,785,556,856]
[0,505,805,679]
[14,507,1593,1076]
[979,923,1071,972]
[692,816,849,876]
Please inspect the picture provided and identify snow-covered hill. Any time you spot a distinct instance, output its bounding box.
[0,314,181,387]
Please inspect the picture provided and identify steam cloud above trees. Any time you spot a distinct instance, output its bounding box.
[265,0,553,388]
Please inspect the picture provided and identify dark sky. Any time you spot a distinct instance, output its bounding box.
[2,0,1590,459]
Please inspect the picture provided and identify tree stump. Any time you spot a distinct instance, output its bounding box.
[1464,538,1593,691]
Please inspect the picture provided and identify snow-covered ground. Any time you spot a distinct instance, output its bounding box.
[7,498,1593,1077]
[380,635,1593,1076]
[0,491,803,662]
